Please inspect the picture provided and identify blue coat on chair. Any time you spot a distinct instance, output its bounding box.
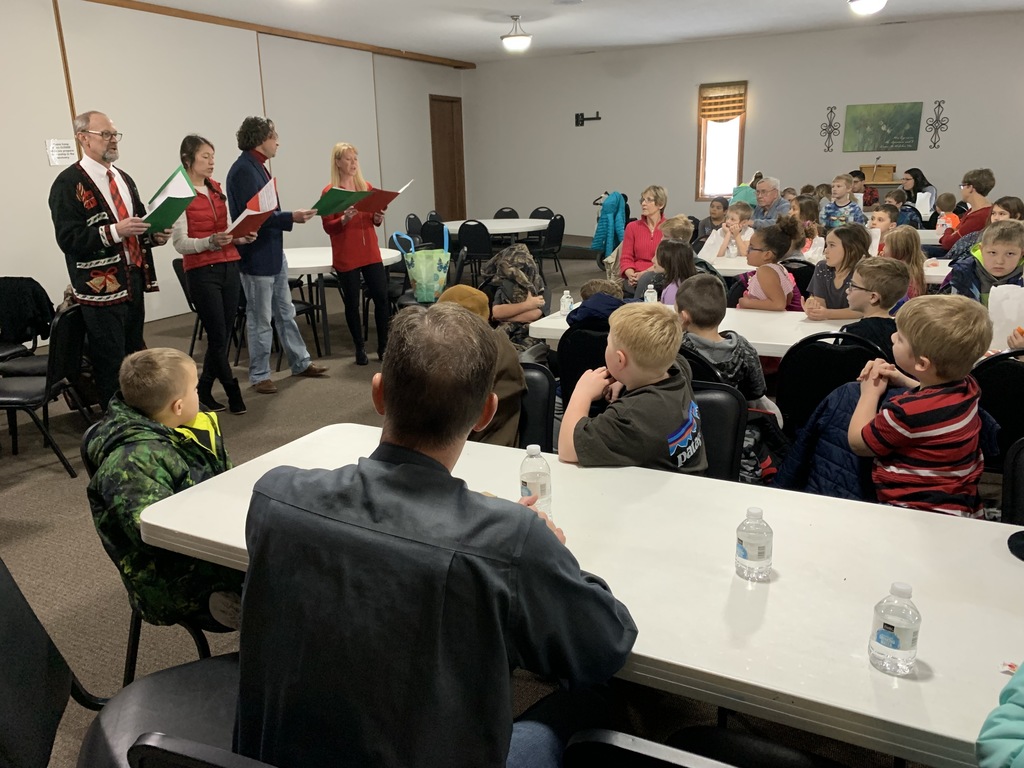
[591,192,626,258]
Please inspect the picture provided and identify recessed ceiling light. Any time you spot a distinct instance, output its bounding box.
[849,0,888,16]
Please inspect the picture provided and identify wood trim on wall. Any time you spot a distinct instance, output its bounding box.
[82,0,477,70]
[52,0,82,160]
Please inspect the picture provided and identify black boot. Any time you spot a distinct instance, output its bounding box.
[224,378,247,414]
[198,376,226,412]
[355,347,369,366]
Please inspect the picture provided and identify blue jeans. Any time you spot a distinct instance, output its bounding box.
[239,261,311,384]
[506,720,561,768]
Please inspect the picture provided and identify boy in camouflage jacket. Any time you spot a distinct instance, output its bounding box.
[86,348,242,629]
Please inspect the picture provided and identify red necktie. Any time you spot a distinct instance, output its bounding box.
[108,170,142,267]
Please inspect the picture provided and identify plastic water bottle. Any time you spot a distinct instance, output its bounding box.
[643,284,657,303]
[735,507,772,582]
[559,290,573,315]
[520,444,552,516]
[868,582,921,676]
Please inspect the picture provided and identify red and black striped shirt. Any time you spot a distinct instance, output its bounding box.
[862,377,983,517]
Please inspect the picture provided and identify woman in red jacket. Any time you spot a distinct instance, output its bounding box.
[322,142,388,365]
[171,134,254,413]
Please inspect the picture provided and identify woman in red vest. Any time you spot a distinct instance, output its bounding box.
[171,134,254,414]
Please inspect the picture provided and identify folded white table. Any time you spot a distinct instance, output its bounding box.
[283,247,401,355]
[140,423,1023,768]
[529,308,846,356]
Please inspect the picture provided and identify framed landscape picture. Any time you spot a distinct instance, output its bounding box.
[843,102,923,152]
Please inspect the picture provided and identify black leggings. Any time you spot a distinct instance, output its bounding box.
[186,261,241,386]
[337,262,389,352]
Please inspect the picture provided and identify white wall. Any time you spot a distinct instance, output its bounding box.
[462,12,1024,237]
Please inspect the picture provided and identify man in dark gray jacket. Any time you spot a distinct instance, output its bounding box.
[236,303,637,768]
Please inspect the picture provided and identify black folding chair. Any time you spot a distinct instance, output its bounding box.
[520,206,555,249]
[519,362,556,453]
[459,219,493,286]
[404,213,423,237]
[534,214,567,285]
[693,381,747,482]
[493,206,520,247]
[679,346,725,384]
[973,348,1024,472]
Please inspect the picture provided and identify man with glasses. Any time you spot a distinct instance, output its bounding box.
[48,110,171,409]
[751,176,789,230]
[935,168,995,256]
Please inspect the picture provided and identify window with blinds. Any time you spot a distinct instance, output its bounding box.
[696,81,748,200]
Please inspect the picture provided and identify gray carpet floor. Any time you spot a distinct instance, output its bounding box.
[0,251,916,767]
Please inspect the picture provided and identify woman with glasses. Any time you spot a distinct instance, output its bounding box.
[620,185,667,298]
[900,168,938,216]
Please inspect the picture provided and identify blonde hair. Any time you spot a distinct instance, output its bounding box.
[641,185,668,218]
[608,303,682,374]
[728,201,753,221]
[330,142,367,191]
[981,219,1024,250]
[854,257,910,309]
[659,214,694,242]
[884,226,926,297]
[580,279,623,300]
[119,348,194,418]
[895,296,992,380]
[832,173,854,190]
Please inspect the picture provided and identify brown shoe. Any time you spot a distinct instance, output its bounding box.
[294,363,329,378]
[253,379,278,394]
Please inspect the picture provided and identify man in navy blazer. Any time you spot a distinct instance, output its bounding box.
[226,116,326,394]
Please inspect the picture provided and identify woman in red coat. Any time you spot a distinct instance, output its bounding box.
[321,142,388,365]
[171,134,255,413]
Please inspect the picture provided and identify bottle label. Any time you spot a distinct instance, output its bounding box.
[521,478,550,500]
[872,621,918,651]
[736,536,771,563]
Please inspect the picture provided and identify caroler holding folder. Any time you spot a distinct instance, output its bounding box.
[322,142,388,365]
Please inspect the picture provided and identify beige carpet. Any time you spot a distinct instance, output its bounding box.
[0,253,916,767]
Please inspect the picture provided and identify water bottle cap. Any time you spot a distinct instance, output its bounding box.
[890,582,912,598]
[563,290,570,295]
[526,444,541,456]
[745,507,763,519]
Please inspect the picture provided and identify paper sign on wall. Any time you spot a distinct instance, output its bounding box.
[46,139,77,166]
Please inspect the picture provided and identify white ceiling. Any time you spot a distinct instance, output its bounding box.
[130,0,1023,65]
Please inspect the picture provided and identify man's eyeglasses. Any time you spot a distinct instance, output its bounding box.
[82,130,122,142]
[959,182,971,189]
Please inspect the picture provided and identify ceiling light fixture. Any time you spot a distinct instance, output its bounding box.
[501,15,532,53]
[848,0,888,15]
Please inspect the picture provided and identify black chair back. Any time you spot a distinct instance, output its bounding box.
[47,303,87,397]
[404,213,422,237]
[973,348,1024,471]
[129,732,274,767]
[776,332,886,439]
[519,362,556,453]
[566,729,730,767]
[529,206,554,220]
[81,419,102,478]
[687,216,701,244]
[420,220,446,249]
[557,326,610,414]
[726,280,745,309]
[781,258,815,298]
[458,220,492,256]
[449,246,468,288]
[1002,437,1024,525]
[172,258,198,313]
[679,346,724,384]
[538,214,565,252]
[494,207,519,219]
[426,210,443,223]
[693,381,747,482]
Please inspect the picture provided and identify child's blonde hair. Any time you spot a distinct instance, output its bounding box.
[884,226,926,297]
[608,303,682,374]
[659,214,694,242]
[854,257,910,310]
[895,295,992,380]
[580,279,623,301]
[832,173,855,190]
[981,219,1024,250]
[119,348,194,418]
[728,201,753,221]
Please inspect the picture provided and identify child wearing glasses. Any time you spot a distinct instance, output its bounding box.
[736,216,803,312]
[839,257,909,360]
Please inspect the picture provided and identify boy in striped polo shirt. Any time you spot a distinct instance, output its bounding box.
[847,295,993,517]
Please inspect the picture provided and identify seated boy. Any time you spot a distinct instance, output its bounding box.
[438,285,526,448]
[703,201,754,260]
[676,274,765,403]
[940,219,1024,306]
[850,170,878,208]
[480,243,546,351]
[567,278,627,329]
[85,348,243,629]
[820,173,867,231]
[868,204,899,255]
[559,302,707,474]
[885,189,923,230]
[848,295,993,517]
[840,257,909,359]
[932,192,961,233]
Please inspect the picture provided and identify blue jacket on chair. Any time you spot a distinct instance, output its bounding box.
[225,151,295,277]
[591,191,626,258]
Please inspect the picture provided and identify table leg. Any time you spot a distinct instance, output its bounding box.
[317,273,331,356]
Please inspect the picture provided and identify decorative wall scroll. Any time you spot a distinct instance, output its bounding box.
[820,106,840,153]
[926,100,948,149]
[843,102,923,152]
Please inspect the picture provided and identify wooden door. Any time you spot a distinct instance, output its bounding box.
[429,95,466,220]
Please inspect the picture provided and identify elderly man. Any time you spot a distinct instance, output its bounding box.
[48,110,171,408]
[751,176,790,230]
[236,303,637,768]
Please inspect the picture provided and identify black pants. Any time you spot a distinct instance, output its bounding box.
[80,266,145,409]
[337,262,389,353]
[186,261,241,386]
